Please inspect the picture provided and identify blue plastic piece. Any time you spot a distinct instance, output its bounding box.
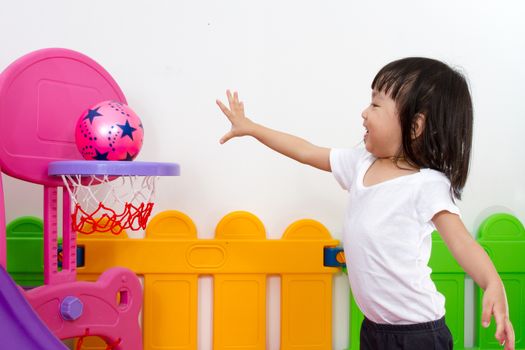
[60,296,83,321]
[57,245,85,269]
[324,246,346,267]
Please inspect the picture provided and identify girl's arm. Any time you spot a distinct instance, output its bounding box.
[216,90,331,171]
[433,211,515,350]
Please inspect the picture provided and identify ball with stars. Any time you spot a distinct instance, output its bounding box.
[75,100,144,161]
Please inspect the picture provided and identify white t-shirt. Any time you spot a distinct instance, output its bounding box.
[330,147,460,324]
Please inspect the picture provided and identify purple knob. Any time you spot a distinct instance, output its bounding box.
[60,296,83,321]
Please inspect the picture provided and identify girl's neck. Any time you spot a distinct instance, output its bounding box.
[363,155,421,187]
[376,156,419,171]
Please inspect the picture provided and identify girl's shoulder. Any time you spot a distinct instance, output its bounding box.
[330,147,373,190]
[419,168,451,185]
[331,147,373,169]
[414,169,454,201]
[333,146,370,158]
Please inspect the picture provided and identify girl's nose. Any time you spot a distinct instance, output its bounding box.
[361,109,367,120]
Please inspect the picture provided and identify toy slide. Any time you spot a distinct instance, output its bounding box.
[0,266,68,349]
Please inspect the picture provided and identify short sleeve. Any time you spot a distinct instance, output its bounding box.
[330,148,367,190]
[415,174,461,223]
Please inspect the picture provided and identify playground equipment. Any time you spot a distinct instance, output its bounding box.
[0,48,178,349]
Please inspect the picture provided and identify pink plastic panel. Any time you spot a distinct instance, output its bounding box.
[0,174,5,267]
[26,267,142,349]
[0,48,126,186]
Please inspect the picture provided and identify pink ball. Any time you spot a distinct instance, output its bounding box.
[75,101,144,161]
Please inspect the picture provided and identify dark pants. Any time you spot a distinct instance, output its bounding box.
[360,317,453,350]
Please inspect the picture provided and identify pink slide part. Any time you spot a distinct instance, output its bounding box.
[0,266,68,349]
[26,267,143,350]
[0,169,5,267]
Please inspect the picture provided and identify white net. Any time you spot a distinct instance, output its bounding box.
[60,174,159,235]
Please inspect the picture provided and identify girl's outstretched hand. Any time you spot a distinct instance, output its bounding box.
[216,89,330,170]
[482,284,515,349]
[216,90,253,144]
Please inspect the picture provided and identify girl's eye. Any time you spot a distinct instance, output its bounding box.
[370,103,379,108]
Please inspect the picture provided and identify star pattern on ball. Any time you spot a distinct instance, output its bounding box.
[93,149,109,160]
[83,107,103,124]
[117,120,137,140]
[124,152,135,161]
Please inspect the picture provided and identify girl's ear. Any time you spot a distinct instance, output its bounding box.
[412,113,426,139]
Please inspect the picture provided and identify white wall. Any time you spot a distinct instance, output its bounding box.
[1,0,524,348]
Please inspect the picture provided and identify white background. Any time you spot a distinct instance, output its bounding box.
[1,1,524,348]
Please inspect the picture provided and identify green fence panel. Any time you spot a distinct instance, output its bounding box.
[348,289,364,350]
[477,213,525,349]
[430,232,466,349]
[6,216,44,287]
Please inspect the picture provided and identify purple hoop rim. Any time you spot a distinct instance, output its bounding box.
[48,160,180,176]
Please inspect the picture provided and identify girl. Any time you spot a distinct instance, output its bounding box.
[216,57,514,350]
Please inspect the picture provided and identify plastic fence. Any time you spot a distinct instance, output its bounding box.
[5,212,524,349]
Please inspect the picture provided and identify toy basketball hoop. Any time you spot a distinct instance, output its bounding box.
[49,161,179,235]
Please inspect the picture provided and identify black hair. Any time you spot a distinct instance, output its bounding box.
[371,57,473,200]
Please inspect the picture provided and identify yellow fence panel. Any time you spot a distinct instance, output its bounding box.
[281,220,334,350]
[213,212,267,350]
[76,210,339,350]
[144,211,198,350]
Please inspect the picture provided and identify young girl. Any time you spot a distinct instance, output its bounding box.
[216,57,515,349]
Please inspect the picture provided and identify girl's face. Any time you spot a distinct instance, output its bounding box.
[362,90,402,158]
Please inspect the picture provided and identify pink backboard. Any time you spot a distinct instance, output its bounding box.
[0,48,126,186]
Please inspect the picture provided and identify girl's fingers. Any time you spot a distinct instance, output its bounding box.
[220,131,234,144]
[504,319,515,350]
[219,90,245,120]
[224,89,242,109]
[217,90,244,144]
[227,90,234,109]
[481,301,492,328]
[494,312,506,344]
[216,100,232,118]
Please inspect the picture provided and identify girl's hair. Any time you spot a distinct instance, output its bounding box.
[372,57,473,200]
